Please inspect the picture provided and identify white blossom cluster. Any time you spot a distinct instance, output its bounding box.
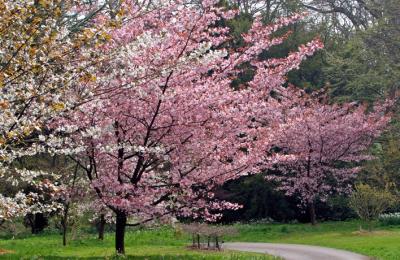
[0,192,62,223]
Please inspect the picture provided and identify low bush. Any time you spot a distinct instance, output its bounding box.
[378,212,400,226]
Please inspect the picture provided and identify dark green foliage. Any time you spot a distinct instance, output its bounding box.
[323,1,400,103]
[217,175,355,223]
[217,175,298,223]
[324,35,400,103]
[226,13,252,48]
[316,196,357,221]
[357,112,400,216]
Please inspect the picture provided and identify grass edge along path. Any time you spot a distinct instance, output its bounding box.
[228,220,400,260]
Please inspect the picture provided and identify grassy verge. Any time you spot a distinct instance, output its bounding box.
[1,220,400,259]
[0,227,276,259]
[227,220,400,259]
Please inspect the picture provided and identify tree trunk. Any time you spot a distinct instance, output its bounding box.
[98,214,106,240]
[36,213,48,233]
[26,215,35,234]
[26,213,48,234]
[115,212,127,254]
[62,162,78,246]
[62,204,69,246]
[62,224,67,246]
[215,236,220,250]
[309,201,317,226]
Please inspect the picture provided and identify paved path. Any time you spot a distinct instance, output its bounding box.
[223,242,370,260]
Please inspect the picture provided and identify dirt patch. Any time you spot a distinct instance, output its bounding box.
[0,249,13,255]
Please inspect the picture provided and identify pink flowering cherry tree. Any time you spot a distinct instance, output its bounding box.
[53,0,323,254]
[267,88,392,225]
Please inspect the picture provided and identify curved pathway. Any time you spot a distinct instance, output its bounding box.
[223,242,370,260]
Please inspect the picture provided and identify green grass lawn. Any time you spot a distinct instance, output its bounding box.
[1,220,400,259]
[227,220,400,260]
[0,227,275,259]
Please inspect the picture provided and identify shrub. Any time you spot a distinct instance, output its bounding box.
[378,212,400,226]
[349,184,396,229]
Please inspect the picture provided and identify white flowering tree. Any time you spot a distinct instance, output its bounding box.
[0,0,118,228]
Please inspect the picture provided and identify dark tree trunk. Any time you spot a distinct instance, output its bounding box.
[36,213,48,233]
[215,236,220,250]
[25,213,48,234]
[98,214,106,240]
[115,212,127,254]
[26,215,35,234]
[62,204,70,246]
[62,225,67,246]
[197,234,200,249]
[309,201,317,226]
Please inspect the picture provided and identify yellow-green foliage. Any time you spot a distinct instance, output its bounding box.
[349,184,396,222]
